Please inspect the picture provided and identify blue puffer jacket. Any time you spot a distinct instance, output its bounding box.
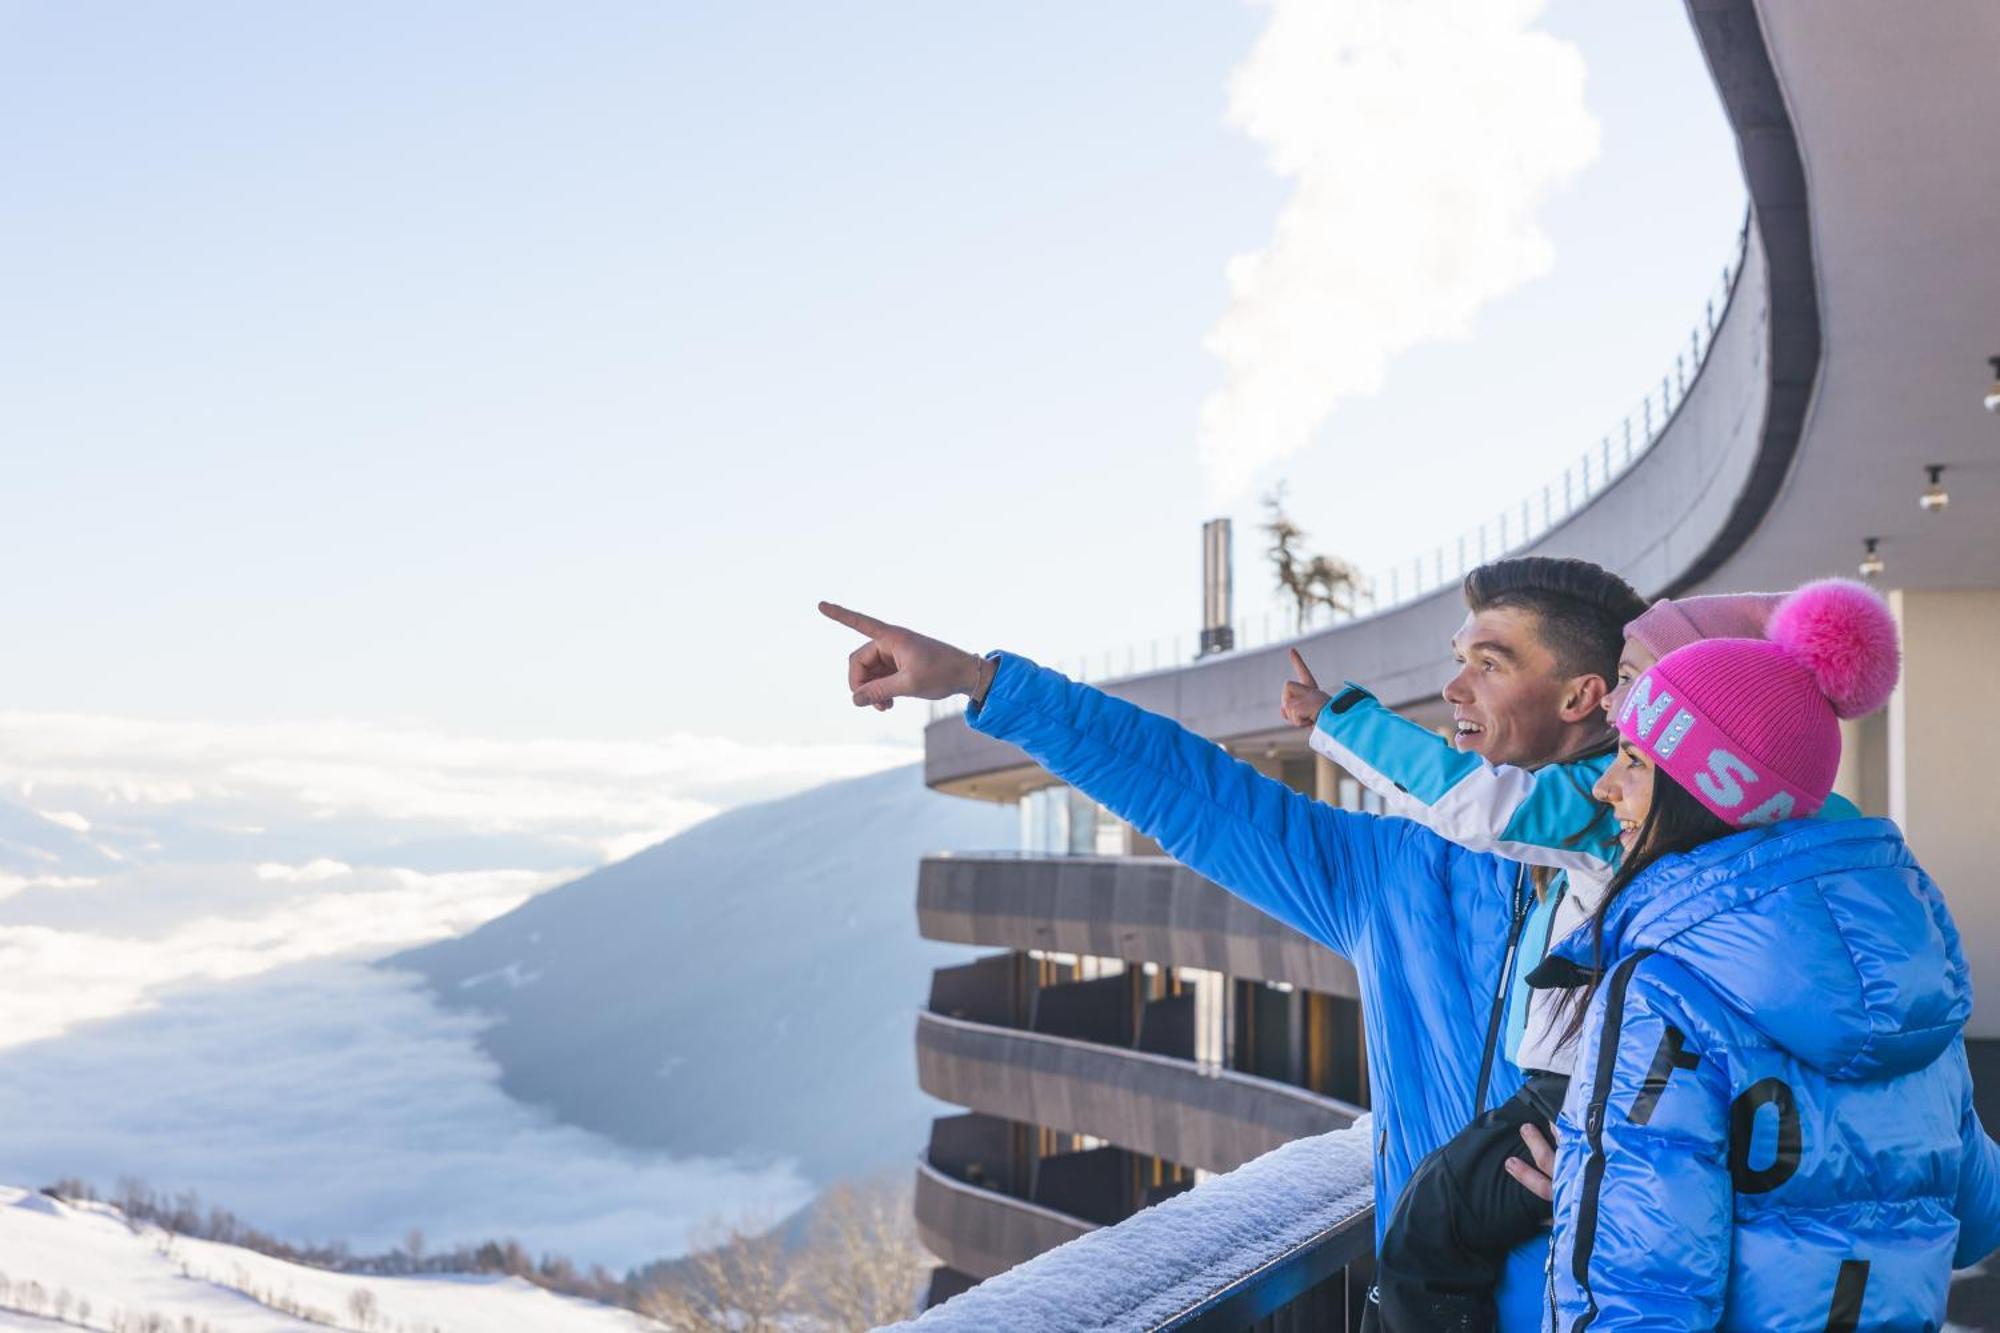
[1541,817,2000,1331]
[966,653,1553,1327]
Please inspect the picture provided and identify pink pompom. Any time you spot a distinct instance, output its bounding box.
[1766,578,1901,718]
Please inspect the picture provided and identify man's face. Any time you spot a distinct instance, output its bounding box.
[1441,607,1581,767]
[1603,636,1659,721]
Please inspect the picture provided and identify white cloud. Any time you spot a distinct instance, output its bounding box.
[0,873,99,902]
[1199,0,1600,500]
[0,866,561,1048]
[0,711,915,844]
[0,710,915,1265]
[0,712,915,1043]
[254,858,353,883]
[586,828,678,864]
[0,961,812,1269]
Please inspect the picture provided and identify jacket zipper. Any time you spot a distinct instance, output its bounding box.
[1567,950,1652,1331]
[1544,1224,1559,1331]
[1472,864,1532,1117]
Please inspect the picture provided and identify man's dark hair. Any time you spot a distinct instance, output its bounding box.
[1462,556,1647,684]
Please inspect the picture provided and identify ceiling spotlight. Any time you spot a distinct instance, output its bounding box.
[1987,356,2000,414]
[1920,464,1949,514]
[1858,536,1885,579]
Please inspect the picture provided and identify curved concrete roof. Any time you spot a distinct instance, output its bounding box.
[926,0,2000,795]
[1682,0,2000,596]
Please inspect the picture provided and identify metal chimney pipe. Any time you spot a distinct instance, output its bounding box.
[1200,518,1235,657]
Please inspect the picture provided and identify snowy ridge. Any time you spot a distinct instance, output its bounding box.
[893,1119,1375,1332]
[0,1186,652,1332]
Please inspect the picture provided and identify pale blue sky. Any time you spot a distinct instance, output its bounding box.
[0,1,1743,753]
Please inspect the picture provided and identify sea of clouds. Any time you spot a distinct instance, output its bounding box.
[0,710,911,1268]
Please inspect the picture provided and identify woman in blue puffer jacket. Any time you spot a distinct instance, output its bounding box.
[1525,579,2000,1330]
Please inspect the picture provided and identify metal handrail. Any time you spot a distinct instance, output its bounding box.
[930,215,1751,721]
[1153,1204,1375,1331]
[892,1120,1379,1330]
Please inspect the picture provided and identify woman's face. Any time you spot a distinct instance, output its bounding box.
[1593,740,1656,851]
[1603,637,1659,721]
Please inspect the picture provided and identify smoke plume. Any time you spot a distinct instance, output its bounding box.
[1200,0,1600,500]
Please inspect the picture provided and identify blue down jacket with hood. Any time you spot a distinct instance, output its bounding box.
[1540,816,2000,1331]
[964,652,1557,1326]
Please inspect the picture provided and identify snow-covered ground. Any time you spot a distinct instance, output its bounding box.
[0,1186,655,1332]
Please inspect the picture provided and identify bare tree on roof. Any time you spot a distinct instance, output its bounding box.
[1262,484,1367,632]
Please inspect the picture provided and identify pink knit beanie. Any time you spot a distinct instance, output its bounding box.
[1625,591,1784,661]
[1616,579,1900,825]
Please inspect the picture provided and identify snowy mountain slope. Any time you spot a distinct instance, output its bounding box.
[388,764,1014,1183]
[0,1186,653,1332]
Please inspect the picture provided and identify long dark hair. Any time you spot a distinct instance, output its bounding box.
[1554,766,1734,1049]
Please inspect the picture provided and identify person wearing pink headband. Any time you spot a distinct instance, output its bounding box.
[1610,580,1896,829]
[1276,582,1867,1332]
[1604,589,1784,722]
[1514,578,2000,1329]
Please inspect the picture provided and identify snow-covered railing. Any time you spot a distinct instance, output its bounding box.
[891,1118,1375,1332]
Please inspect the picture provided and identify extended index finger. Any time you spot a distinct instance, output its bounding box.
[1288,647,1319,687]
[819,601,894,639]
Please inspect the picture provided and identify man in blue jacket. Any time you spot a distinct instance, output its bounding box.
[822,556,1648,1331]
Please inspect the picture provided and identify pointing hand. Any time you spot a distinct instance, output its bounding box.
[818,602,996,711]
[1281,648,1331,727]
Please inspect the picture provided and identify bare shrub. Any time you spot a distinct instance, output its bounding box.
[638,1214,795,1333]
[795,1178,927,1331]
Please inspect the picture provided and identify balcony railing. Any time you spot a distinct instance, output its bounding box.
[929,215,1750,721]
[894,1119,1378,1331]
[914,1153,1099,1281]
[917,1010,1360,1177]
[918,852,1361,997]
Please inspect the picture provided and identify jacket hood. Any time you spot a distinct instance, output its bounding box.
[1549,818,1970,1079]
